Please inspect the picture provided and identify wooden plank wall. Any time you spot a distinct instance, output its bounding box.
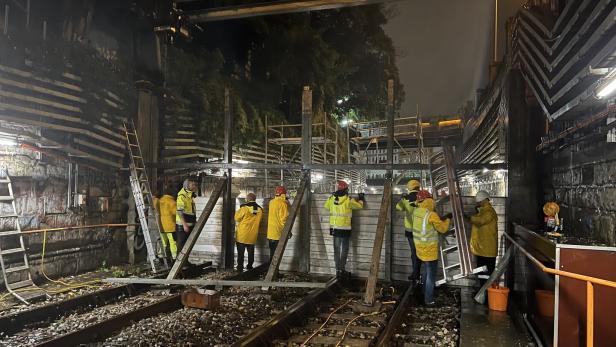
[190,193,507,284]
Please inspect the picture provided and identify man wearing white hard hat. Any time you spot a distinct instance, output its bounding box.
[469,190,498,284]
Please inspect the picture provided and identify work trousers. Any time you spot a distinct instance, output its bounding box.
[174,224,193,256]
[268,239,279,262]
[160,232,178,259]
[405,232,421,280]
[236,242,255,271]
[333,235,350,272]
[421,260,438,304]
[476,255,496,286]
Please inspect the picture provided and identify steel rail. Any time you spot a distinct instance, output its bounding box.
[0,263,212,336]
[373,283,416,346]
[32,263,264,347]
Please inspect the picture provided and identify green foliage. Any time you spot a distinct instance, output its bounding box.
[165,5,403,146]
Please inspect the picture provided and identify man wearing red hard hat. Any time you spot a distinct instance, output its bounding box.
[267,186,290,261]
[324,180,364,278]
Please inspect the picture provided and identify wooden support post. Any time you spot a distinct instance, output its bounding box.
[263,178,308,286]
[363,179,392,306]
[167,178,226,280]
[105,278,327,289]
[299,86,312,273]
[385,79,394,281]
[222,88,235,269]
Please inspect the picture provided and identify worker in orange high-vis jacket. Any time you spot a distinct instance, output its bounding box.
[411,190,451,305]
[267,186,289,262]
[324,180,364,278]
[234,193,263,271]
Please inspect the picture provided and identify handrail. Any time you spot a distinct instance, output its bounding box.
[503,232,616,347]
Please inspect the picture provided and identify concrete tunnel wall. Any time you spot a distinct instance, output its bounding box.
[191,193,507,283]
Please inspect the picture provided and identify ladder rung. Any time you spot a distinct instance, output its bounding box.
[129,144,139,147]
[0,230,21,236]
[0,196,14,201]
[442,245,458,252]
[1,247,25,255]
[133,156,143,159]
[5,265,29,273]
[445,263,460,270]
[0,214,19,218]
[8,279,34,289]
[126,132,136,136]
[0,179,11,184]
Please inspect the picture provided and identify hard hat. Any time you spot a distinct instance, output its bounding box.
[337,181,349,191]
[407,179,421,191]
[543,202,559,217]
[475,190,490,203]
[246,193,256,201]
[275,186,287,195]
[416,190,433,201]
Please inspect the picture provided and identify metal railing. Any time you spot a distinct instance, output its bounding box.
[503,232,616,347]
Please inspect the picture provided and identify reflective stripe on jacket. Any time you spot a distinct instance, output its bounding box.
[267,195,289,241]
[395,190,418,231]
[324,193,363,230]
[411,198,450,261]
[235,202,263,245]
[154,195,176,233]
[470,200,498,257]
[176,188,196,225]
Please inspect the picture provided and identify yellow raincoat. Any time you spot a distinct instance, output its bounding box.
[470,199,498,257]
[411,198,451,261]
[324,193,363,230]
[154,195,177,233]
[396,190,419,231]
[234,202,263,245]
[267,195,289,241]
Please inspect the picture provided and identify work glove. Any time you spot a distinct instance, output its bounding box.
[358,193,365,202]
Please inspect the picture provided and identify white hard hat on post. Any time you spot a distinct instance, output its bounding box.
[475,190,490,203]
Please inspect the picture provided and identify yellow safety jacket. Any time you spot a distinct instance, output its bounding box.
[411,198,450,262]
[267,195,289,241]
[470,199,498,257]
[395,190,419,232]
[324,193,363,231]
[154,195,176,233]
[234,201,263,245]
[176,188,196,225]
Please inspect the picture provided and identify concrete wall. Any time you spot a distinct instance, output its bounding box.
[191,192,507,283]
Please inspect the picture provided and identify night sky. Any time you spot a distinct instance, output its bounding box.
[385,0,524,117]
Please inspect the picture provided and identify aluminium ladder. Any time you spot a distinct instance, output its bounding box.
[123,120,167,273]
[0,168,46,304]
[429,146,486,286]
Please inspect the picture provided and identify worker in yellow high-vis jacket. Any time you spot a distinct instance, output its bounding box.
[267,186,289,262]
[396,179,421,281]
[324,181,364,278]
[469,190,498,284]
[234,193,263,271]
[153,191,178,261]
[175,177,198,257]
[412,190,451,305]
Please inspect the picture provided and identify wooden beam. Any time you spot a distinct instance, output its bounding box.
[299,86,312,273]
[167,178,227,279]
[222,87,235,269]
[363,179,392,305]
[263,178,308,287]
[103,278,327,289]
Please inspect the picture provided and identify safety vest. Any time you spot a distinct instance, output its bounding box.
[176,188,196,225]
[396,190,418,231]
[267,195,289,241]
[235,201,263,245]
[324,194,363,230]
[412,207,440,261]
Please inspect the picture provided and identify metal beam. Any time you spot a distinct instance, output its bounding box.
[149,162,507,171]
[104,278,327,288]
[167,178,227,279]
[263,178,308,287]
[386,79,394,179]
[363,179,392,305]
[186,0,393,22]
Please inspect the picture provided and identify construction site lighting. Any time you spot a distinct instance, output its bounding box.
[438,119,462,127]
[597,73,616,98]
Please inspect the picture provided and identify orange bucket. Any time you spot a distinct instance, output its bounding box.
[535,289,555,317]
[487,285,510,311]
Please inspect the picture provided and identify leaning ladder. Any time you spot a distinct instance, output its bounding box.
[432,146,486,286]
[0,168,47,304]
[123,120,166,273]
